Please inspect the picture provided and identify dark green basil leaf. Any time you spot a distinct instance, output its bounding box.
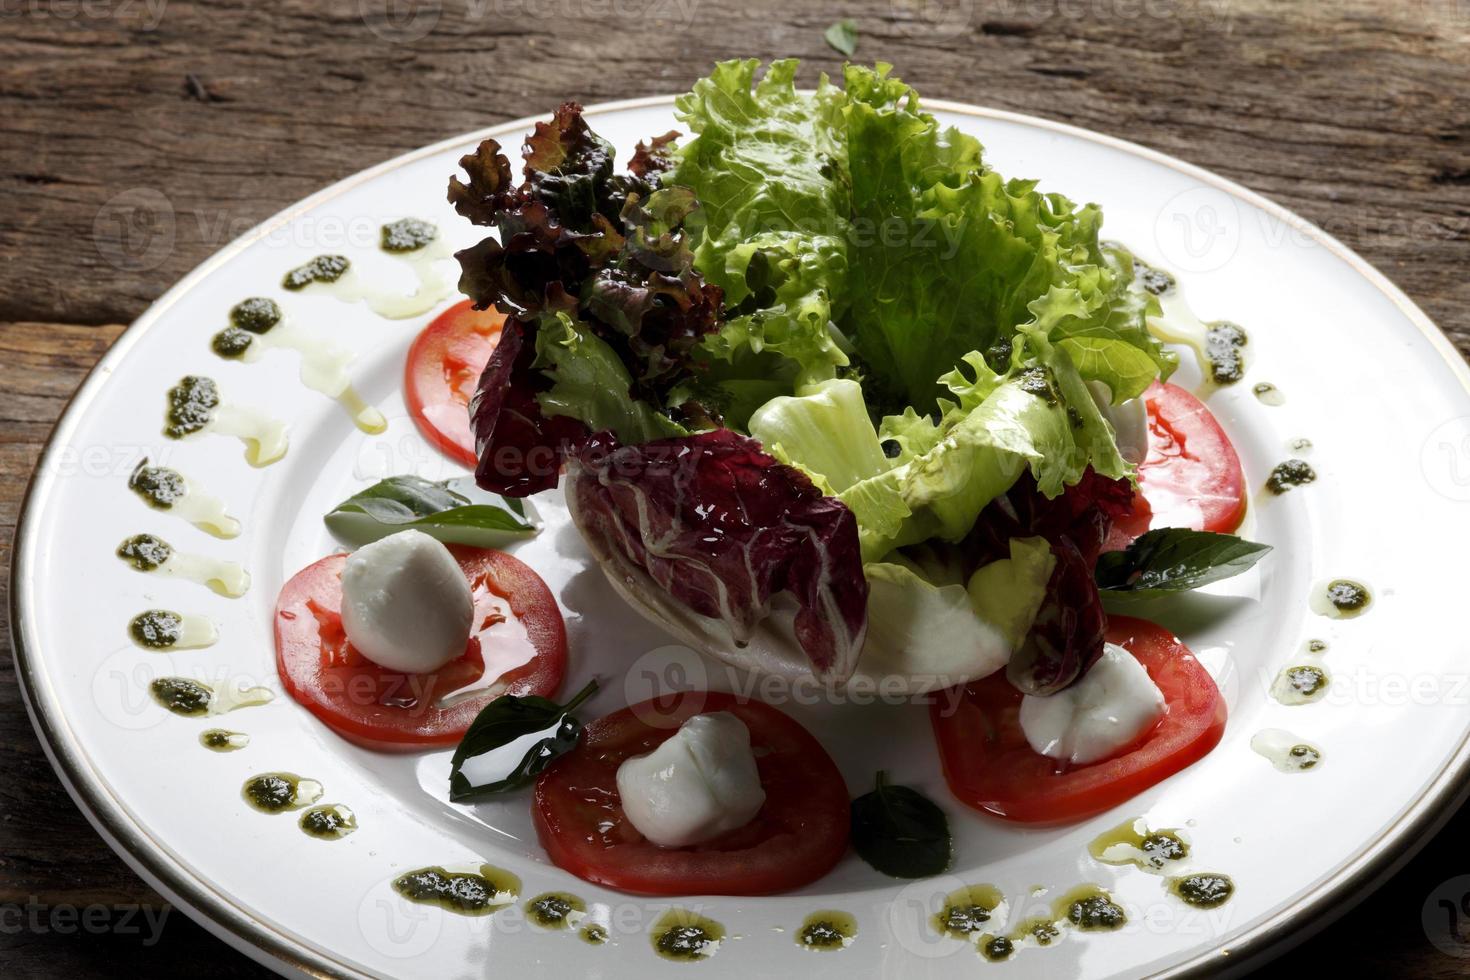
[1095,527,1271,596]
[324,475,536,548]
[850,771,951,878]
[824,19,858,57]
[448,679,598,802]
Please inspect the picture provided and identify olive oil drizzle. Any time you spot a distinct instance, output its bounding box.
[1088,818,1190,873]
[932,884,1006,942]
[116,534,250,597]
[1252,728,1323,772]
[128,609,217,650]
[128,459,240,538]
[149,677,273,717]
[1271,658,1331,705]
[162,376,288,466]
[199,728,249,751]
[210,298,385,434]
[279,224,453,320]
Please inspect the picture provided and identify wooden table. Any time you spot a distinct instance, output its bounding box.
[3,0,1468,975]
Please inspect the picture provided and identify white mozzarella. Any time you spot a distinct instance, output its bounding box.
[339,529,473,674]
[1019,643,1165,765]
[615,712,766,848]
[1087,380,1149,466]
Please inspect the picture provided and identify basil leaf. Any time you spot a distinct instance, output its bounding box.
[824,19,858,57]
[850,771,951,878]
[448,679,598,802]
[325,475,537,548]
[1095,527,1271,596]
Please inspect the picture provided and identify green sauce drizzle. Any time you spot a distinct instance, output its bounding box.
[1283,664,1328,698]
[580,923,609,945]
[150,676,212,716]
[282,255,350,290]
[1017,365,1059,404]
[392,866,520,916]
[244,774,295,811]
[1204,321,1247,385]
[1266,458,1316,494]
[796,910,856,951]
[651,909,725,961]
[980,935,1014,961]
[128,460,186,509]
[164,375,219,438]
[118,534,172,571]
[526,892,585,928]
[129,609,183,648]
[200,729,248,752]
[230,297,282,332]
[1057,887,1127,931]
[299,804,356,839]
[211,327,254,358]
[1170,873,1235,909]
[1327,579,1370,612]
[1019,918,1060,946]
[381,218,438,253]
[1288,743,1322,769]
[933,884,1005,940]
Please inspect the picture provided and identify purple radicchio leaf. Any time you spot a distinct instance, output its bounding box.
[565,428,868,681]
[966,468,1135,695]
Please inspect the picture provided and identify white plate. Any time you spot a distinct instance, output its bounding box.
[13,96,1470,979]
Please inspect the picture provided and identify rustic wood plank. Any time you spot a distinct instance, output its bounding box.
[2,0,1468,975]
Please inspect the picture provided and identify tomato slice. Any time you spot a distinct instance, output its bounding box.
[930,615,1226,824]
[405,300,504,467]
[274,545,565,752]
[1105,381,1247,550]
[533,691,850,896]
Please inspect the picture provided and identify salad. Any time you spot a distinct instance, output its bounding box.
[274,59,1267,899]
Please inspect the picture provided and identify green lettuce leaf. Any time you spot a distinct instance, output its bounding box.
[848,559,1009,694]
[533,311,687,444]
[747,379,889,493]
[966,536,1056,649]
[672,59,851,387]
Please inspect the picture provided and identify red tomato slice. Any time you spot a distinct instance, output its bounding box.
[533,691,850,896]
[930,615,1226,824]
[274,545,565,752]
[1105,381,1247,550]
[405,300,504,468]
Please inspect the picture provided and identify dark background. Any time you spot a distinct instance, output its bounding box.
[3,0,1469,975]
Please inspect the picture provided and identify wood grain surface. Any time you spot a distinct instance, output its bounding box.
[2,0,1468,976]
